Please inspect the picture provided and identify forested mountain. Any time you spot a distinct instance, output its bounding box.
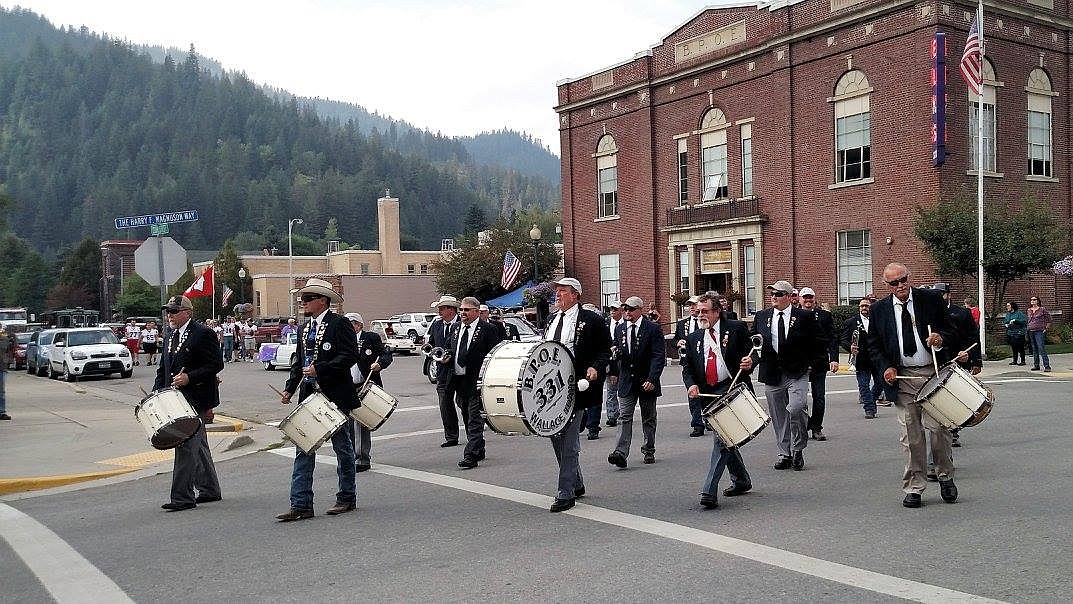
[0,7,559,255]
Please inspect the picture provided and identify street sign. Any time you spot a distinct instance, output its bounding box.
[134,237,187,286]
[150,224,169,236]
[114,210,199,230]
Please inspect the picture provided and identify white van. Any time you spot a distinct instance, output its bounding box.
[387,312,437,344]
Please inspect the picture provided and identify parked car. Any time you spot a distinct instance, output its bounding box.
[28,329,57,377]
[259,331,298,371]
[10,332,31,370]
[47,327,133,381]
[371,320,417,355]
[388,312,437,344]
[255,316,289,345]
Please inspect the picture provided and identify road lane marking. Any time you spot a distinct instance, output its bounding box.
[265,448,1004,603]
[371,429,443,442]
[0,503,134,603]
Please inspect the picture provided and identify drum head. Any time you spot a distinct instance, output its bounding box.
[150,417,202,450]
[516,340,576,436]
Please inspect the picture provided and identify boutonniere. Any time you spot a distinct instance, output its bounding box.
[721,333,729,349]
[766,315,772,330]
[788,316,797,331]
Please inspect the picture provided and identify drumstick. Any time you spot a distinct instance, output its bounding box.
[894,375,928,380]
[926,326,939,375]
[267,383,287,398]
[138,386,149,397]
[961,342,979,354]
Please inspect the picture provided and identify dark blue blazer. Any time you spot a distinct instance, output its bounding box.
[154,320,223,414]
[612,317,666,397]
[866,288,954,373]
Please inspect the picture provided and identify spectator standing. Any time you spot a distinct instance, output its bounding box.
[221,317,236,362]
[243,319,258,361]
[1003,302,1027,366]
[1027,296,1053,372]
[1,328,13,420]
[964,297,981,325]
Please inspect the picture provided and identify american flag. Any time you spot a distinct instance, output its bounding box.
[960,11,983,96]
[501,250,521,289]
[221,285,234,307]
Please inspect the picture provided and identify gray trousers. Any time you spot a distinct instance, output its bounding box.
[354,420,372,466]
[170,421,221,505]
[897,365,954,494]
[614,391,657,458]
[764,374,809,457]
[549,412,585,500]
[605,383,619,421]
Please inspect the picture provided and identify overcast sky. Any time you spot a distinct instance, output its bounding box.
[12,0,716,153]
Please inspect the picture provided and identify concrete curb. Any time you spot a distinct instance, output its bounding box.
[205,414,245,433]
[0,468,139,496]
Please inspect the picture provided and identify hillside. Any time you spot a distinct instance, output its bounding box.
[0,7,560,255]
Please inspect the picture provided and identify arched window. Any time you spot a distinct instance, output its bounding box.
[595,135,618,218]
[968,59,997,173]
[1026,68,1055,178]
[699,108,729,201]
[832,70,872,183]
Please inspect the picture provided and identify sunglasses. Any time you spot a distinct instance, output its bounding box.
[801,295,815,299]
[886,275,909,287]
[165,308,188,315]
[299,294,323,303]
[460,307,478,312]
[770,291,788,298]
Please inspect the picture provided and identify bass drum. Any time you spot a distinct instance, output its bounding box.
[478,340,575,437]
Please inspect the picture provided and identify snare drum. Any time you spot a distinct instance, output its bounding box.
[134,388,202,450]
[278,392,348,454]
[915,362,995,429]
[478,340,575,437]
[350,383,398,431]
[701,384,771,448]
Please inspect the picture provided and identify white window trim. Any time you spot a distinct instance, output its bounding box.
[1025,174,1059,182]
[826,86,875,104]
[693,122,731,136]
[964,170,1004,178]
[594,215,621,222]
[828,177,874,190]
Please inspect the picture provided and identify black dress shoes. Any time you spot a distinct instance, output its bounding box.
[939,479,958,503]
[440,440,459,448]
[643,453,655,464]
[689,427,705,437]
[457,458,478,469]
[791,451,805,471]
[194,495,221,504]
[722,484,751,497]
[161,502,196,511]
[356,464,371,473]
[699,493,718,509]
[474,451,486,462]
[902,493,922,508]
[773,456,792,470]
[605,418,617,427]
[276,508,314,521]
[574,486,585,498]
[607,451,627,468]
[550,498,575,512]
[325,501,356,515]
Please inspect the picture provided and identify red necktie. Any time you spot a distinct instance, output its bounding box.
[705,329,719,386]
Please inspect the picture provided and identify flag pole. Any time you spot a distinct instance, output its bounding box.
[212,264,217,322]
[976,0,987,357]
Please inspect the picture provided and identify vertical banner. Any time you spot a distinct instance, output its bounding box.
[932,32,947,167]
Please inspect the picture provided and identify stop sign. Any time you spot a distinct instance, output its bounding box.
[134,237,188,286]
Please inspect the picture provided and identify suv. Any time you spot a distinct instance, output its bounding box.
[28,329,57,376]
[388,312,437,344]
[47,327,133,381]
[10,332,31,370]
[370,320,418,355]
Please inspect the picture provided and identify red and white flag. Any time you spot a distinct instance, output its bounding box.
[501,250,521,289]
[183,265,214,298]
[221,285,234,307]
[960,11,983,96]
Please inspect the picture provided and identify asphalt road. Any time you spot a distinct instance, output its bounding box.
[3,354,1072,602]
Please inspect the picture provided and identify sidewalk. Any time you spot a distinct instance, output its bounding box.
[0,372,274,496]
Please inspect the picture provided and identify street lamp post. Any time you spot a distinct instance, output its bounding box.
[529,224,542,282]
[238,267,246,304]
[288,218,304,317]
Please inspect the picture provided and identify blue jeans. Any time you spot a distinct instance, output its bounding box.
[855,368,881,415]
[0,370,6,414]
[222,336,234,361]
[1030,331,1051,369]
[688,394,705,429]
[289,421,356,510]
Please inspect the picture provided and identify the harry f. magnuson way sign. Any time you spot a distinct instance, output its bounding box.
[114,210,199,229]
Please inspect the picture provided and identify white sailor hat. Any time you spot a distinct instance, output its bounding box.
[344,312,364,324]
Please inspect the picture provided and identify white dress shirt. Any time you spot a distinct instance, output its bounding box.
[350,329,364,384]
[545,303,579,355]
[704,321,730,383]
[893,293,931,367]
[454,320,474,375]
[770,308,791,354]
[625,317,643,354]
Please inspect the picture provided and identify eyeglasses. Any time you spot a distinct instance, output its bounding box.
[299,294,323,303]
[460,307,478,312]
[770,291,788,298]
[801,295,815,300]
[886,275,909,287]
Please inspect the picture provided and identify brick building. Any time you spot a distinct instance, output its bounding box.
[555,0,1071,325]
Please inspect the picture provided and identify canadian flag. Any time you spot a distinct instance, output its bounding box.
[183,266,214,298]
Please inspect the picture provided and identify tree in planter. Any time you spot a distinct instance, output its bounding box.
[914,192,1066,315]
